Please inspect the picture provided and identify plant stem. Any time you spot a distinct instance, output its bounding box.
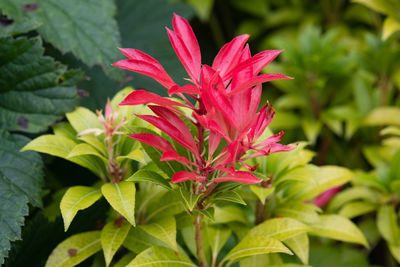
[195,214,208,267]
[255,200,265,225]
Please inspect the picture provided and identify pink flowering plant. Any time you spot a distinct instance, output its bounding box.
[23,14,369,267]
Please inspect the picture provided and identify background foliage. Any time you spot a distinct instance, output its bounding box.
[1,0,400,266]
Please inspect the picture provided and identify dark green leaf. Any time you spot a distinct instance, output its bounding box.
[0,130,43,264]
[0,36,81,132]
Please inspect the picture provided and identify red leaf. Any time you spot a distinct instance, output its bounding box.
[229,74,293,95]
[214,171,260,184]
[112,58,175,89]
[129,133,175,152]
[120,90,187,108]
[168,13,201,83]
[160,151,196,166]
[172,171,203,183]
[212,34,249,80]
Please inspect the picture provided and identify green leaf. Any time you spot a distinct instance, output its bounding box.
[60,186,102,231]
[383,17,400,40]
[78,135,107,156]
[213,190,247,205]
[0,37,80,132]
[310,215,368,247]
[250,185,274,205]
[338,201,376,219]
[364,107,400,126]
[101,220,131,267]
[52,122,77,140]
[139,216,177,250]
[123,227,166,254]
[301,119,322,144]
[127,169,171,190]
[145,191,184,222]
[21,134,105,177]
[214,206,248,224]
[377,205,400,245]
[207,226,231,262]
[388,244,400,264]
[223,236,292,264]
[126,246,196,267]
[114,252,136,267]
[101,181,136,226]
[248,218,309,241]
[0,131,43,264]
[67,143,108,163]
[0,0,123,80]
[283,233,309,265]
[66,107,103,134]
[179,187,202,212]
[274,202,320,224]
[327,186,379,212]
[117,149,147,164]
[285,166,354,201]
[45,231,101,267]
[352,0,400,20]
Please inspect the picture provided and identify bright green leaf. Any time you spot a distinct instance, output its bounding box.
[45,231,101,267]
[214,190,247,205]
[310,215,368,247]
[139,216,177,250]
[274,202,320,224]
[389,244,400,264]
[101,181,136,226]
[60,186,102,231]
[123,227,165,254]
[327,186,379,211]
[126,246,196,267]
[383,17,400,40]
[101,220,131,267]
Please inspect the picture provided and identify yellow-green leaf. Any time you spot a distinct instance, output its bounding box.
[223,236,292,264]
[101,220,131,266]
[383,17,400,40]
[21,135,104,176]
[364,107,400,126]
[310,215,368,247]
[250,185,274,205]
[68,143,108,163]
[207,226,231,262]
[45,231,101,267]
[78,135,107,156]
[101,181,136,226]
[377,205,400,245]
[248,218,309,241]
[127,169,171,190]
[389,244,400,264]
[60,186,102,231]
[66,107,103,133]
[283,233,309,265]
[338,201,376,219]
[139,216,177,250]
[126,246,196,267]
[118,149,147,164]
[214,206,248,224]
[114,252,136,267]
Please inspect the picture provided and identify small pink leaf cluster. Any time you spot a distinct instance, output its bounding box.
[113,14,294,185]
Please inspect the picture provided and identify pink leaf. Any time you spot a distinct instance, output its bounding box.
[168,84,200,96]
